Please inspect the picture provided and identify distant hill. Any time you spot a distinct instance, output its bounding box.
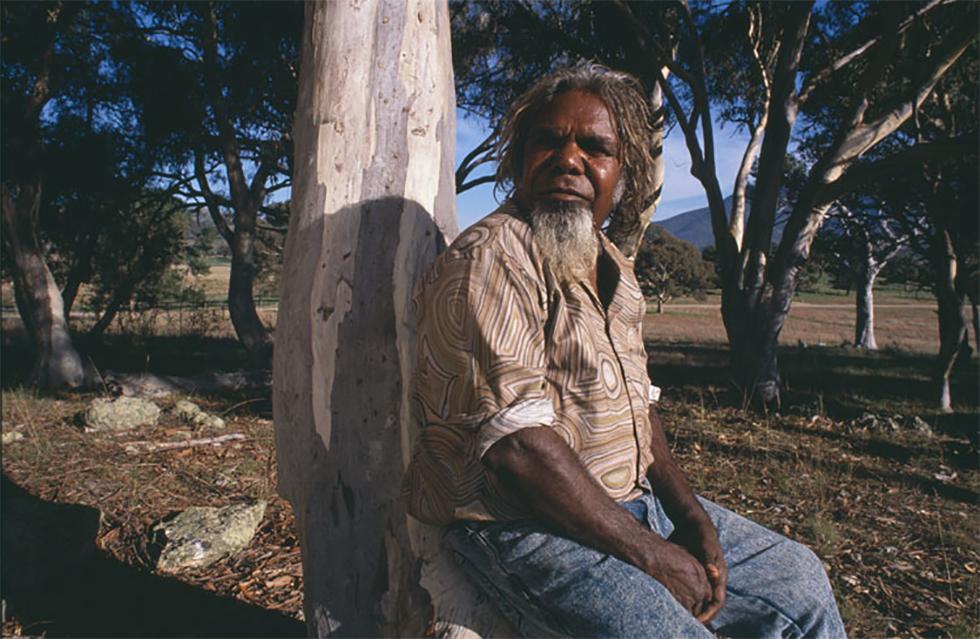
[653,195,788,249]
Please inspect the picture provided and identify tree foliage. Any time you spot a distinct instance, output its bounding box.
[635,226,715,312]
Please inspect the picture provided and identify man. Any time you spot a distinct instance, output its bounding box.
[404,64,846,638]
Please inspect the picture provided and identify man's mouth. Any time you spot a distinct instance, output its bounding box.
[540,188,589,201]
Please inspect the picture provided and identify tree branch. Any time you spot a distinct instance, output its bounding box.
[824,19,976,178]
[194,148,234,243]
[798,0,951,104]
[457,174,497,194]
[818,137,978,204]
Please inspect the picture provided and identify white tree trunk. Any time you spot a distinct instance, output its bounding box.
[853,247,882,350]
[853,271,878,350]
[274,1,510,636]
[1,184,86,389]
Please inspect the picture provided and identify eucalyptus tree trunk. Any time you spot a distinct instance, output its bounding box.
[2,184,86,389]
[1,2,86,389]
[853,268,879,350]
[932,225,967,413]
[274,1,509,636]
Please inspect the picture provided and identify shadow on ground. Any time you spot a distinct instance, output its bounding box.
[646,341,979,418]
[1,475,303,638]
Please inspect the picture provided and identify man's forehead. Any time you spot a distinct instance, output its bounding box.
[527,92,618,136]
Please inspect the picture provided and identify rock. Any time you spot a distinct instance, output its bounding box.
[174,400,202,421]
[84,397,160,432]
[192,413,226,430]
[851,412,899,432]
[906,415,934,436]
[174,400,225,430]
[2,432,25,445]
[852,412,933,436]
[153,501,267,573]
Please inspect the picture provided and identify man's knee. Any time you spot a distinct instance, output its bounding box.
[786,540,829,578]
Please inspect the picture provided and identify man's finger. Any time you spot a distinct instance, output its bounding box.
[698,563,726,624]
[696,599,723,624]
[706,563,726,598]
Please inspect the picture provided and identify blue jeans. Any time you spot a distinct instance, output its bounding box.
[445,493,846,638]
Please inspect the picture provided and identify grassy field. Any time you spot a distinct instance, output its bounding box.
[645,295,946,354]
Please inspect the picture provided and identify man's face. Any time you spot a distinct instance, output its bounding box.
[515,89,623,228]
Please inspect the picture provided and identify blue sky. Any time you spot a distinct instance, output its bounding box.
[455,108,751,231]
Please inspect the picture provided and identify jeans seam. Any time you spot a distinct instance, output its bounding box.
[464,526,574,636]
[722,584,807,638]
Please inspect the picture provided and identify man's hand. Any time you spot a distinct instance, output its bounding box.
[632,533,713,617]
[669,517,727,623]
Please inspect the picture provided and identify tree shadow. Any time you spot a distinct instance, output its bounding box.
[667,431,979,505]
[1,475,304,637]
[645,340,980,411]
[774,420,978,471]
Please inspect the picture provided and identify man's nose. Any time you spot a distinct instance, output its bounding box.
[553,139,584,173]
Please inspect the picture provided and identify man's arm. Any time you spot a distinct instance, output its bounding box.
[645,405,728,622]
[483,425,713,617]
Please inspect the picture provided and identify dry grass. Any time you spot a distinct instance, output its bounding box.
[2,373,976,637]
[1,387,304,637]
[645,297,946,354]
[661,391,979,638]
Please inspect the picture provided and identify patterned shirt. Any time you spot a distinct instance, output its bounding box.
[404,203,655,524]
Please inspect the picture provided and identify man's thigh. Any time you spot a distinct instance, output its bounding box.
[445,518,712,638]
[686,498,846,639]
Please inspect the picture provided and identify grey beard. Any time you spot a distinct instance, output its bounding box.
[529,201,599,285]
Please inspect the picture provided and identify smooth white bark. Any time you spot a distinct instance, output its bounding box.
[275,1,510,636]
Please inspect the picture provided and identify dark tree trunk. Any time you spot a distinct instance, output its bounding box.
[87,281,135,339]
[932,227,966,413]
[971,297,979,355]
[61,233,96,318]
[1,183,86,388]
[227,209,270,367]
[196,2,273,369]
[728,293,786,409]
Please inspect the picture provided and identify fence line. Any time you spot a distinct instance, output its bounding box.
[0,298,280,316]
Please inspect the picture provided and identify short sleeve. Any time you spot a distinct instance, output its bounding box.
[414,251,554,454]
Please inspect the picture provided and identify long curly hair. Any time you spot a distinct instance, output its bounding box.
[494,63,658,246]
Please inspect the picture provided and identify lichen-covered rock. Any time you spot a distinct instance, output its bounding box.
[84,397,160,432]
[174,400,202,422]
[174,400,226,430]
[153,501,267,573]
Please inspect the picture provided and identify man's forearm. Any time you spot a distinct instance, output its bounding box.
[645,406,711,528]
[483,425,658,567]
[483,424,714,615]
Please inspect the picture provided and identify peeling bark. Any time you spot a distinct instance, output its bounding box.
[274,1,506,636]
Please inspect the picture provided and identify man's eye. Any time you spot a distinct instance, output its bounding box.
[584,140,615,156]
[533,131,561,147]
